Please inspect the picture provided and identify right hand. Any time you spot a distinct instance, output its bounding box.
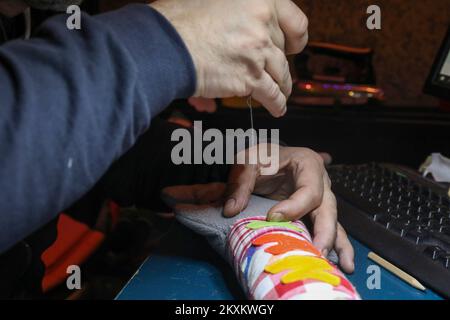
[150,0,308,118]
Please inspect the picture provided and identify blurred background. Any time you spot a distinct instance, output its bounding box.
[296,0,449,107]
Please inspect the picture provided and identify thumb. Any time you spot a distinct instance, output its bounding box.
[223,164,258,217]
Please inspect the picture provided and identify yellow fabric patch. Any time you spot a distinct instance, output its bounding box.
[265,255,341,286]
[245,221,304,233]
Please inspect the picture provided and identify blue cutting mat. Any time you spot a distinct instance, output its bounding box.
[116,222,443,300]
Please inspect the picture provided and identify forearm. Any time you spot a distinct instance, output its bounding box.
[0,4,196,253]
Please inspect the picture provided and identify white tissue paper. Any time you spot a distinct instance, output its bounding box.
[420,153,450,183]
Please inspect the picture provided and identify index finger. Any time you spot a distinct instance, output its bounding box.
[275,0,309,54]
[223,164,258,217]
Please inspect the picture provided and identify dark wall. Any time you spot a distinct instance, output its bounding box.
[296,0,450,107]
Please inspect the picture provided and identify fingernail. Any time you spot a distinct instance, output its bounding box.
[279,106,287,117]
[322,249,329,258]
[224,198,236,212]
[268,212,286,222]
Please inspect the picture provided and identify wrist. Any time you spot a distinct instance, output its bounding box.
[98,4,197,101]
[149,1,201,96]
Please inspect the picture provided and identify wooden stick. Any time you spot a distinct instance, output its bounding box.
[368,252,426,291]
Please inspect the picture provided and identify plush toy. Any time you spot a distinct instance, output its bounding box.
[171,195,360,300]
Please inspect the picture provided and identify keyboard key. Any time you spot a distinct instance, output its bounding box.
[439,226,450,236]
[427,219,441,229]
[374,214,390,227]
[424,246,446,260]
[406,229,430,244]
[389,221,408,234]
[440,254,450,269]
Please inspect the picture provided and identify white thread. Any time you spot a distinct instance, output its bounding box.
[23,8,31,40]
[247,96,256,147]
[239,96,257,214]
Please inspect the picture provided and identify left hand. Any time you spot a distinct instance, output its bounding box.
[162,146,354,273]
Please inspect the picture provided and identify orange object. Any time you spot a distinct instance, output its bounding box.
[108,201,121,228]
[252,233,321,256]
[221,97,262,109]
[167,117,192,128]
[41,214,105,292]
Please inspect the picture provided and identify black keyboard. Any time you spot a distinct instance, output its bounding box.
[328,163,450,298]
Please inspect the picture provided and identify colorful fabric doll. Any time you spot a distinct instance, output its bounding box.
[170,195,360,300]
[228,216,360,300]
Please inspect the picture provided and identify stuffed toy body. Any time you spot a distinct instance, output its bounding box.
[171,195,360,300]
[228,216,359,300]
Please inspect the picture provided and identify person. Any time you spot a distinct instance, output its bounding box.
[0,0,354,296]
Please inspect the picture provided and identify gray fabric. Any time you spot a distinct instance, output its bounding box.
[171,194,339,265]
[174,195,277,257]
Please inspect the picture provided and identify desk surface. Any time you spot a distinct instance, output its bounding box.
[116,222,443,300]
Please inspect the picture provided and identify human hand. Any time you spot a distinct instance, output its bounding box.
[150,0,308,117]
[162,146,354,273]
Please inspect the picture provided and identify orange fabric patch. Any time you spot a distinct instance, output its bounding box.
[252,233,321,256]
[41,214,105,293]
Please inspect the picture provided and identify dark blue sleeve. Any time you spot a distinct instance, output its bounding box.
[0,4,196,253]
